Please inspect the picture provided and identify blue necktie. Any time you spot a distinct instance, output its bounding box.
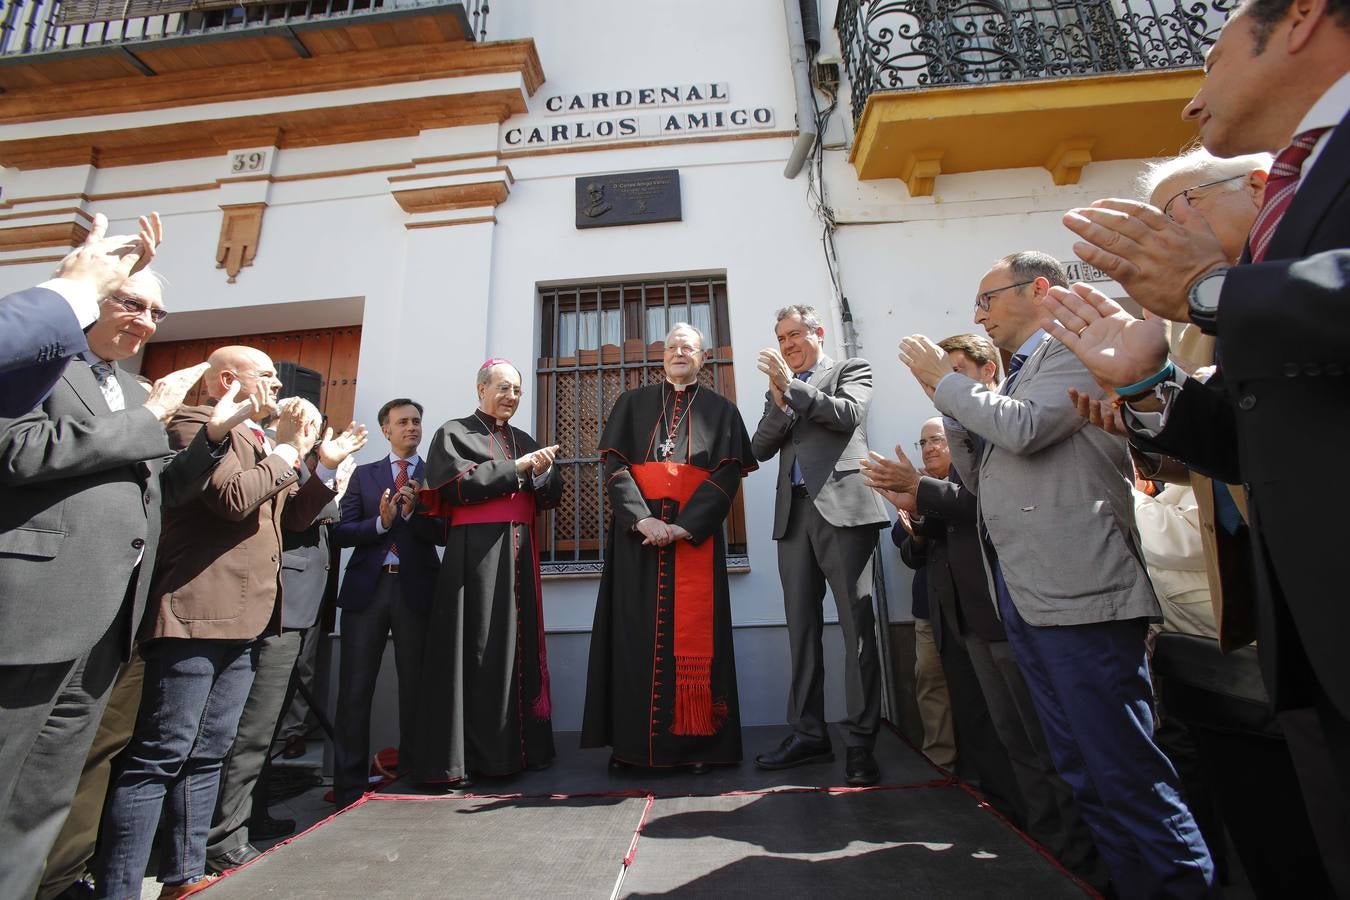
[790,371,810,486]
[1213,482,1244,535]
[1001,353,1028,395]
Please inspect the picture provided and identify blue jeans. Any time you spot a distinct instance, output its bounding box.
[94,638,258,897]
[994,564,1217,899]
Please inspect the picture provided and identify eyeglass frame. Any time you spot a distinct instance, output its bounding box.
[663,343,704,357]
[975,279,1035,312]
[914,435,948,453]
[107,291,168,323]
[1161,173,1246,220]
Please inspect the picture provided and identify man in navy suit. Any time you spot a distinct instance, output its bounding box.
[331,398,443,807]
[0,212,161,417]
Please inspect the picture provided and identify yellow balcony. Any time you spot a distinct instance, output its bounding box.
[850,69,1204,195]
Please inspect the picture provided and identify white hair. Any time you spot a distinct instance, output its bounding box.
[1137,147,1274,202]
[278,396,322,426]
[665,322,705,351]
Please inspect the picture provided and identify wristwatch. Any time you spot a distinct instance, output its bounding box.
[1187,267,1228,335]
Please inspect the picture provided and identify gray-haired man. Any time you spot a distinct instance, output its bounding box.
[751,305,889,785]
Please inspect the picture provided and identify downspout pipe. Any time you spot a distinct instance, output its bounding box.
[783,0,817,179]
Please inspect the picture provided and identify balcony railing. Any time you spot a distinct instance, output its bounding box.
[0,0,489,58]
[836,0,1234,120]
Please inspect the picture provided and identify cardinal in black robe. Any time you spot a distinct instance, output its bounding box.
[581,324,757,769]
[413,360,562,783]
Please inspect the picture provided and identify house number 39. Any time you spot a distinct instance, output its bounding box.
[230,151,267,173]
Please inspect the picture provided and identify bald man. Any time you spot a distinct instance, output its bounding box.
[94,347,369,899]
[0,272,254,900]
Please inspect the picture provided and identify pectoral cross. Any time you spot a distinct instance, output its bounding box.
[659,436,675,460]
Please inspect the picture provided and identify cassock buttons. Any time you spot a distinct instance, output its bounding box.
[1283,363,1300,377]
[1238,395,1257,411]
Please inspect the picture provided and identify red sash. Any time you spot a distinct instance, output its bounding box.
[416,487,551,721]
[629,461,723,737]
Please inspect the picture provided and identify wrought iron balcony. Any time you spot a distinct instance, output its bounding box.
[0,0,489,59]
[836,0,1234,121]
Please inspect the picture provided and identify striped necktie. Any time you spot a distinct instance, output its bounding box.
[1248,127,1330,263]
[389,459,409,559]
[1001,353,1028,395]
[89,359,125,412]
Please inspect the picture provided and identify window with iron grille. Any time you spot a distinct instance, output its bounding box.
[535,274,749,576]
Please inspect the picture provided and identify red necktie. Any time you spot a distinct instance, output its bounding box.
[1248,127,1330,263]
[390,459,409,558]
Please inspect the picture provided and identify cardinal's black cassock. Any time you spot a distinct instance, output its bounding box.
[581,380,757,767]
[414,410,563,781]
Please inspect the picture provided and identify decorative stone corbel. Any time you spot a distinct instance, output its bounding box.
[1044,139,1096,186]
[900,149,944,198]
[216,202,266,284]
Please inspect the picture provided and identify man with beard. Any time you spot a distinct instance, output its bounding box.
[415,363,562,785]
[582,325,757,772]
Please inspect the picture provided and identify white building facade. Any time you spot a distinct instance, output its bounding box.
[0,0,1217,740]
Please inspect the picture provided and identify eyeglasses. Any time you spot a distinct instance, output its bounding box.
[664,343,703,357]
[108,293,168,323]
[975,279,1034,312]
[1161,173,1245,220]
[914,435,948,453]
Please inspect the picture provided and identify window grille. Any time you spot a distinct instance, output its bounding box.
[535,275,748,575]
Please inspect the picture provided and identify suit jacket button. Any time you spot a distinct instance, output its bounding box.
[1304,363,1322,376]
[131,538,145,549]
[1238,395,1256,410]
[1328,363,1344,377]
[1283,363,1300,377]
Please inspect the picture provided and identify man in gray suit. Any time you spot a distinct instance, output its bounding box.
[751,305,889,786]
[0,212,161,417]
[0,270,252,900]
[898,252,1215,898]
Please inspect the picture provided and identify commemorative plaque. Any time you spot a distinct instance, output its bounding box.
[575,169,682,229]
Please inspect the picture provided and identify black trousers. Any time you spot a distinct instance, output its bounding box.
[332,573,428,808]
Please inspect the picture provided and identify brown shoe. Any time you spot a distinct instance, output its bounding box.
[281,736,307,759]
[158,875,217,898]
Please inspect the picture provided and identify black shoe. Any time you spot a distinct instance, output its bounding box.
[249,814,296,840]
[52,879,95,899]
[754,735,834,770]
[688,762,711,775]
[205,843,261,874]
[844,746,880,786]
[608,754,628,771]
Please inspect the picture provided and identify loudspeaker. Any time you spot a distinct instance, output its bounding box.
[276,361,324,410]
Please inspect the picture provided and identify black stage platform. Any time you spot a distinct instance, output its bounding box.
[205,724,1093,898]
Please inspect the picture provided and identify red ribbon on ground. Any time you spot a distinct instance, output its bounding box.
[629,461,723,737]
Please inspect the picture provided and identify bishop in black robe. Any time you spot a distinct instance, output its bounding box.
[581,343,757,768]
[414,363,563,782]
